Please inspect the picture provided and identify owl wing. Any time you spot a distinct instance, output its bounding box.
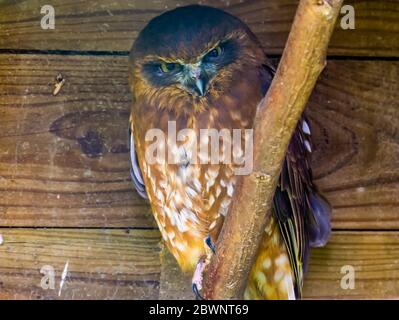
[129,126,148,199]
[258,63,331,298]
[273,118,331,298]
[273,120,330,297]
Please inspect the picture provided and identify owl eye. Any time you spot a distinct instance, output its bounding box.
[160,62,181,73]
[204,46,223,61]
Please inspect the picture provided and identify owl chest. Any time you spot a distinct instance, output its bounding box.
[143,130,239,233]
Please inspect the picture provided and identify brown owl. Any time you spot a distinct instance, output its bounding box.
[128,5,331,299]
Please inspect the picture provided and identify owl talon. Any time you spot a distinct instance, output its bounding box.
[191,236,216,299]
[192,283,204,300]
[191,257,208,300]
[205,236,216,254]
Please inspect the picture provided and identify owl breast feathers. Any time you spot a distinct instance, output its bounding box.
[128,5,331,300]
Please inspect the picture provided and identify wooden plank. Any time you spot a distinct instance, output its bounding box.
[0,228,161,299]
[307,60,399,229]
[304,231,399,299]
[159,231,399,299]
[0,0,398,56]
[0,229,398,299]
[159,244,192,300]
[0,54,398,229]
[0,54,153,227]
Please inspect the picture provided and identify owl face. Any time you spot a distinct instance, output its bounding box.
[130,5,267,114]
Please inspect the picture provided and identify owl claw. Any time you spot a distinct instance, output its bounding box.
[192,283,204,300]
[192,257,206,300]
[191,236,216,299]
[205,236,216,254]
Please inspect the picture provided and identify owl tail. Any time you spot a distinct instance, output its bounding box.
[307,192,332,248]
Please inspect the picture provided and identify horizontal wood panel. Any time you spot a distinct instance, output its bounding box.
[0,229,397,299]
[0,54,398,229]
[304,231,399,299]
[0,228,161,299]
[0,54,154,227]
[307,60,399,229]
[0,0,398,56]
[160,231,399,299]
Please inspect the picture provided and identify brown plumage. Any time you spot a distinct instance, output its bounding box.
[129,5,331,299]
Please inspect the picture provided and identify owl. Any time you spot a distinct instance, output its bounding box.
[128,5,331,300]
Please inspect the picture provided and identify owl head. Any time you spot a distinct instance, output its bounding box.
[129,5,268,114]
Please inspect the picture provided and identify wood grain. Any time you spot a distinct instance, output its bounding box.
[304,231,399,299]
[160,231,399,299]
[0,229,397,299]
[0,0,398,300]
[0,0,398,56]
[307,60,399,229]
[1,54,398,229]
[0,54,153,227]
[0,228,161,299]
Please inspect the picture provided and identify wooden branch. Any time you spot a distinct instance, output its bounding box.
[203,0,343,299]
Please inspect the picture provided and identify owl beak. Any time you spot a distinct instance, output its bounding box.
[187,65,207,97]
[195,78,206,96]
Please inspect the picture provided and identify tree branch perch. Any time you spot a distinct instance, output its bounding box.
[203,0,343,300]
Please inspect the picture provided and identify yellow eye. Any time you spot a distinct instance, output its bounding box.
[206,46,223,59]
[160,62,180,73]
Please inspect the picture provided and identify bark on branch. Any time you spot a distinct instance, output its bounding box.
[203,0,343,299]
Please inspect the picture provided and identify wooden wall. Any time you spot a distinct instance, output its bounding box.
[0,0,398,299]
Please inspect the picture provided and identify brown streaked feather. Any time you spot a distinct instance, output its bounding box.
[129,5,331,299]
[272,117,324,298]
[245,215,295,300]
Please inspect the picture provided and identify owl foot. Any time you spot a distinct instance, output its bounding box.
[192,257,206,300]
[191,236,216,299]
[192,283,203,300]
